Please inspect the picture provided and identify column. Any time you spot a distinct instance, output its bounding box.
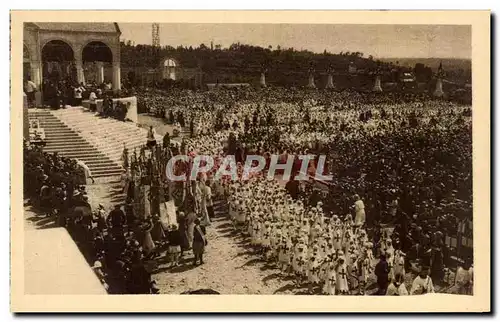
[96,61,105,84]
[434,78,444,97]
[112,61,121,92]
[325,74,335,89]
[30,60,43,106]
[23,93,29,139]
[75,58,85,85]
[373,76,382,92]
[30,60,41,88]
[307,74,316,88]
[260,72,266,87]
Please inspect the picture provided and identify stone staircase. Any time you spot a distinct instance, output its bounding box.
[28,109,123,178]
[50,107,163,168]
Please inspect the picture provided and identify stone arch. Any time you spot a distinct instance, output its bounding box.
[81,40,114,63]
[81,41,114,85]
[41,39,75,61]
[160,57,179,80]
[40,37,76,56]
[41,39,76,82]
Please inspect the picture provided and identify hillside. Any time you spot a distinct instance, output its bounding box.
[378,58,471,72]
[120,42,471,86]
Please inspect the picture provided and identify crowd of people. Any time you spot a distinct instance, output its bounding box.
[24,141,165,294]
[25,81,474,295]
[25,76,134,116]
[135,85,473,295]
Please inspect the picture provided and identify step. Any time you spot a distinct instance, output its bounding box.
[93,170,125,177]
[85,159,121,166]
[42,150,104,158]
[35,124,68,129]
[88,163,123,170]
[60,154,117,163]
[43,128,78,134]
[71,128,144,140]
[61,118,141,131]
[44,144,98,151]
[69,124,143,134]
[44,145,96,152]
[45,137,87,144]
[28,118,60,123]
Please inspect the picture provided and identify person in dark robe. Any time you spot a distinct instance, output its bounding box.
[108,204,126,233]
[375,254,390,295]
[189,119,194,137]
[128,256,152,294]
[166,223,182,267]
[169,110,175,124]
[150,214,166,244]
[163,132,171,148]
[176,212,190,256]
[124,199,136,228]
[430,246,444,284]
[192,219,207,266]
[285,180,300,200]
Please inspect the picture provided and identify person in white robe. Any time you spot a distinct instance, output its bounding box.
[333,228,343,251]
[322,259,337,295]
[410,267,435,295]
[353,194,366,227]
[453,262,473,295]
[348,254,360,292]
[393,250,406,279]
[307,254,322,289]
[335,255,350,295]
[359,251,372,295]
[261,220,272,257]
[386,274,408,296]
[269,226,281,261]
[278,235,292,273]
[292,239,308,283]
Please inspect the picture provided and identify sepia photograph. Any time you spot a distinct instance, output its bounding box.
[10,10,490,312]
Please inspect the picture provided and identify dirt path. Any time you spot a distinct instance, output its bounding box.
[152,201,304,295]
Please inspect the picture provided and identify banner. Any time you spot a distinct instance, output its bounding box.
[159,200,177,229]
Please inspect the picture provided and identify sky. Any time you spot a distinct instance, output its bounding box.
[119,23,471,59]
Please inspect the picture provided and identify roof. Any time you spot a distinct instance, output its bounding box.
[32,22,120,34]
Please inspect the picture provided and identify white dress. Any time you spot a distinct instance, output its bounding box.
[354,199,366,226]
[323,265,337,295]
[292,244,308,275]
[336,263,350,294]
[307,258,321,284]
